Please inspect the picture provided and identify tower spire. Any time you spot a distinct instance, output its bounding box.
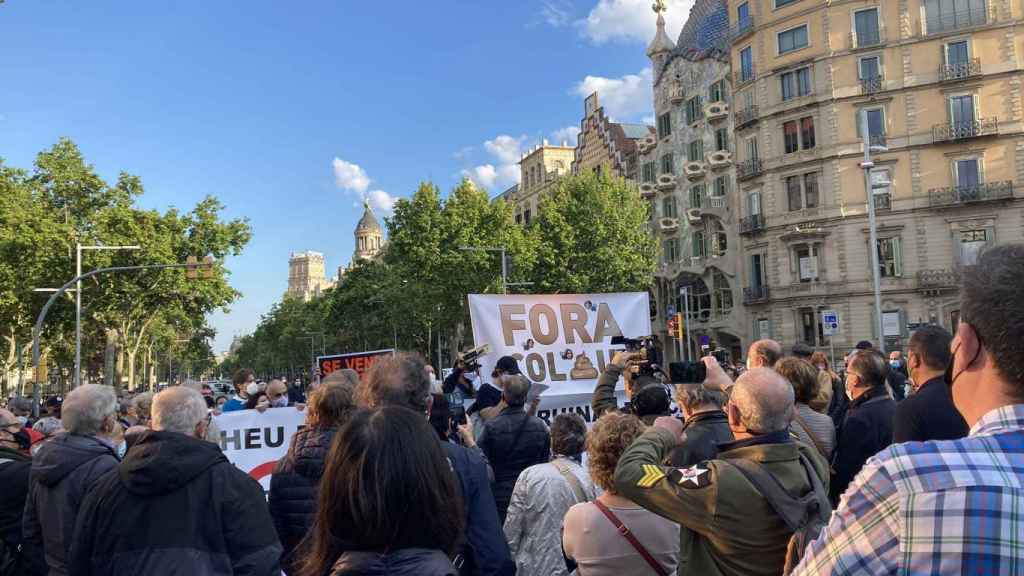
[647,0,676,58]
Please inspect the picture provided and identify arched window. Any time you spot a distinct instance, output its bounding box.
[712,269,733,315]
[676,274,711,322]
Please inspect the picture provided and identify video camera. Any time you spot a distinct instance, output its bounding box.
[668,361,706,384]
[455,344,490,372]
[611,335,663,379]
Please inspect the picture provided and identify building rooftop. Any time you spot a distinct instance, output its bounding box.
[620,123,655,139]
[355,200,382,232]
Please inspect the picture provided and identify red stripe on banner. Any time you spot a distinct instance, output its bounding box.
[249,460,278,482]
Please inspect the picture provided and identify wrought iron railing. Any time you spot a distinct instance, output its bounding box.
[939,58,981,82]
[928,181,1013,207]
[933,118,998,142]
[730,17,755,41]
[735,106,758,128]
[917,269,960,289]
[743,285,770,304]
[736,158,763,180]
[861,75,883,94]
[739,214,765,234]
[734,65,756,86]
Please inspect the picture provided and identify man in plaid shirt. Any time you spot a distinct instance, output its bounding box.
[794,243,1024,575]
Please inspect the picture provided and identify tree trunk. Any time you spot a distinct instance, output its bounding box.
[104,329,117,389]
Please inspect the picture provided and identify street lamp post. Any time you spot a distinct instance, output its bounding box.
[457,246,533,293]
[75,244,141,387]
[861,109,888,355]
[30,259,211,416]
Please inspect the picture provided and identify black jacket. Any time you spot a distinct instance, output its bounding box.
[479,407,550,522]
[893,376,968,443]
[0,446,30,551]
[830,387,896,504]
[328,548,457,576]
[887,370,908,402]
[669,410,734,467]
[442,442,514,576]
[23,434,119,576]
[69,430,281,576]
[268,427,336,573]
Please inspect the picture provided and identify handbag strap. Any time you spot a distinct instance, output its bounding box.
[551,458,589,503]
[592,500,670,576]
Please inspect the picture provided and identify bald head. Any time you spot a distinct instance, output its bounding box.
[747,339,782,369]
[729,367,794,434]
[152,387,207,437]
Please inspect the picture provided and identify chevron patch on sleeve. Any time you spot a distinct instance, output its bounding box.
[636,464,666,488]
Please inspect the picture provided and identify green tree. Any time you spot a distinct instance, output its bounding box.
[528,171,656,293]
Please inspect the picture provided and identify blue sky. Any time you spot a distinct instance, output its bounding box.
[0,0,692,352]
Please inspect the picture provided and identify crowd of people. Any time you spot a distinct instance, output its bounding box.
[0,242,1021,575]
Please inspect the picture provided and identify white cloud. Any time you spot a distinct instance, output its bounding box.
[452,146,475,160]
[574,67,653,121]
[581,0,691,44]
[331,157,395,214]
[462,164,498,189]
[459,134,530,190]
[367,189,397,213]
[551,125,582,145]
[332,158,370,193]
[540,0,573,26]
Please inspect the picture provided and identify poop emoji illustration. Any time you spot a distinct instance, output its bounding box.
[570,353,598,380]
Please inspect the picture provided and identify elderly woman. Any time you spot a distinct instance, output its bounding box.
[563,412,680,575]
[775,357,836,460]
[503,413,595,576]
[268,378,358,574]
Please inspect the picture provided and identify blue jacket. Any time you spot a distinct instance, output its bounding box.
[442,441,515,576]
[221,397,246,412]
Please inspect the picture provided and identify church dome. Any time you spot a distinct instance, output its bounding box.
[356,200,382,232]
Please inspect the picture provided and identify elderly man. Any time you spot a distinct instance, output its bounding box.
[796,243,1024,575]
[0,407,32,572]
[614,368,830,576]
[23,384,120,576]
[69,386,280,576]
[746,339,782,370]
[830,349,896,503]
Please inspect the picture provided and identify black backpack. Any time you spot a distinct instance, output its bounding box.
[724,454,831,575]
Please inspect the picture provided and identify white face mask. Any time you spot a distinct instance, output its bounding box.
[245,383,260,397]
[117,441,127,459]
[270,396,288,408]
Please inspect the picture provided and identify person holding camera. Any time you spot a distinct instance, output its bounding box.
[593,351,671,426]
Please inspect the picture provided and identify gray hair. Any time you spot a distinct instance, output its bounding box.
[152,387,207,435]
[500,374,531,407]
[675,384,727,412]
[730,368,794,434]
[62,384,117,435]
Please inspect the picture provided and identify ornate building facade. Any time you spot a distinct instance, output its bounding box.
[286,201,384,301]
[573,92,656,180]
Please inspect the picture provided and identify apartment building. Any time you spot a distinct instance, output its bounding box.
[727,0,1024,355]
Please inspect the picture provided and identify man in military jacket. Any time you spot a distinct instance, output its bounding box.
[614,368,829,576]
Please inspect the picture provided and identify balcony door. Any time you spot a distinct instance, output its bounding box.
[854,8,880,45]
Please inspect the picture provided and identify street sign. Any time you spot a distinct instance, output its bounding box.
[821,310,839,336]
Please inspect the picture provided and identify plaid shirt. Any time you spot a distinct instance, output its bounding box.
[794,404,1024,575]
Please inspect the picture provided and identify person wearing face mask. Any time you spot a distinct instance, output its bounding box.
[69,386,281,576]
[794,243,1024,575]
[828,350,896,505]
[0,407,32,573]
[264,379,291,409]
[221,368,256,413]
[892,325,968,443]
[23,384,121,576]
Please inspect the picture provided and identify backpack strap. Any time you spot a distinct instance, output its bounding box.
[592,500,670,576]
[724,455,830,532]
[551,458,590,504]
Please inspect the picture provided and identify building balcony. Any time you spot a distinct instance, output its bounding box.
[874,192,892,211]
[861,75,883,95]
[743,285,770,304]
[736,158,763,181]
[928,181,1013,207]
[707,195,727,210]
[739,214,766,235]
[939,58,981,82]
[669,85,686,104]
[734,66,756,87]
[917,268,960,291]
[849,27,885,50]
[730,17,755,42]
[926,7,994,35]
[735,106,759,129]
[933,118,997,142]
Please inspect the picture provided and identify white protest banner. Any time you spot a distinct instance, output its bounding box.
[213,407,306,491]
[468,293,651,419]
